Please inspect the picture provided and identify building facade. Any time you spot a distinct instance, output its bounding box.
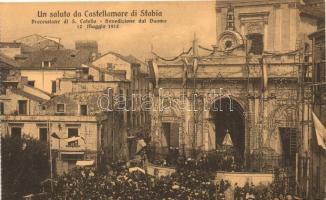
[91,51,153,159]
[149,1,320,191]
[0,42,152,174]
[305,0,326,198]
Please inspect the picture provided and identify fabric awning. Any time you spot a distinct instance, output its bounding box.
[312,111,326,150]
[76,160,95,167]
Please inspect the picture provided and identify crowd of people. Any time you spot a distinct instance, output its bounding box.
[48,158,298,200]
[50,162,218,200]
[149,147,245,172]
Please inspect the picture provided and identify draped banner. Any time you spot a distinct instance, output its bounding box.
[148,59,159,88]
[312,111,326,150]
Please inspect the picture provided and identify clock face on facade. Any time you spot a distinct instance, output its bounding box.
[218,30,243,51]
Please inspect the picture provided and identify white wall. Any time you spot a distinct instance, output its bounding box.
[92,53,132,80]
[20,70,75,94]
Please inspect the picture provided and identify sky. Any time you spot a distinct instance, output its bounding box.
[0,1,216,60]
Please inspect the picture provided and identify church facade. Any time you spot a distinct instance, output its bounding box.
[149,0,318,173]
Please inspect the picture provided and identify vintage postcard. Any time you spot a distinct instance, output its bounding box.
[0,1,325,199]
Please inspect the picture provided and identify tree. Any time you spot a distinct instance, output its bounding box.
[1,135,50,199]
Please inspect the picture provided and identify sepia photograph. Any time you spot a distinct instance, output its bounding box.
[0,0,325,199]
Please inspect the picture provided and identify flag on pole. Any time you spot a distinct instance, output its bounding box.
[312,111,326,150]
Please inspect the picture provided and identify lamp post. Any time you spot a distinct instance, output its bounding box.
[47,120,53,193]
[49,131,61,193]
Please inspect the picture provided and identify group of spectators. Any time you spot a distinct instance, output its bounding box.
[232,181,298,200]
[50,166,218,199]
[48,158,298,200]
[149,147,244,172]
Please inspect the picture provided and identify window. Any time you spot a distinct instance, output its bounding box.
[11,127,21,138]
[107,63,114,70]
[51,81,56,93]
[225,40,233,49]
[226,7,234,30]
[68,128,78,138]
[247,33,264,55]
[39,128,48,142]
[80,105,87,115]
[42,61,51,68]
[27,81,35,87]
[57,104,65,113]
[100,72,105,81]
[18,100,27,115]
[0,102,4,115]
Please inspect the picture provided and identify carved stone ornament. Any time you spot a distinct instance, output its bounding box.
[246,22,264,34]
[217,30,244,51]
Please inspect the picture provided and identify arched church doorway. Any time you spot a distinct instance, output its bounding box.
[159,106,180,163]
[210,97,245,163]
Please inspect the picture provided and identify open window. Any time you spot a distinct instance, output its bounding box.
[27,80,35,87]
[51,81,57,93]
[11,127,22,138]
[18,100,27,115]
[107,63,114,71]
[247,33,264,55]
[68,128,78,138]
[56,103,65,113]
[39,127,48,142]
[80,105,87,115]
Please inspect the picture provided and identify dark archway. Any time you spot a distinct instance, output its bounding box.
[210,98,245,162]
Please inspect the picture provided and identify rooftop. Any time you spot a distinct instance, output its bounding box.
[0,53,21,68]
[21,49,93,69]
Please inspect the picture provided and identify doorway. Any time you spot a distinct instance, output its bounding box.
[211,98,245,162]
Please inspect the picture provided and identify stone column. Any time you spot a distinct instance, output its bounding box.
[264,22,268,51]
[240,22,245,37]
[203,110,210,151]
